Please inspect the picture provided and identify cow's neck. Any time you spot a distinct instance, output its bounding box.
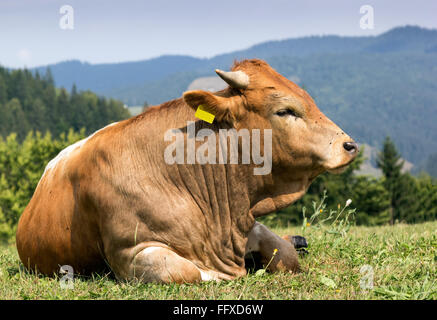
[174,161,256,276]
[130,100,310,276]
[247,171,312,217]
[127,103,254,276]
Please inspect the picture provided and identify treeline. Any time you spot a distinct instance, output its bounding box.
[0,67,131,140]
[0,130,85,240]
[260,137,437,228]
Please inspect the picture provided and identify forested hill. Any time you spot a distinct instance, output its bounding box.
[30,26,437,167]
[0,67,131,140]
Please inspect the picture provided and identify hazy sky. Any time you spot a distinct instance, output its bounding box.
[1,0,436,68]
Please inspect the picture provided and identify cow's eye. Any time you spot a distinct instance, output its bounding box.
[275,109,299,118]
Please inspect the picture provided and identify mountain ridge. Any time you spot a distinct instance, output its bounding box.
[31,25,437,93]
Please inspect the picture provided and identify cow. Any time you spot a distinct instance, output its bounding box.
[16,59,358,283]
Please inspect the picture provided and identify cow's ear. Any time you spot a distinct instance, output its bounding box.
[183,90,245,123]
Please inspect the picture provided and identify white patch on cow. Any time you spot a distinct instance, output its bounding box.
[143,247,162,255]
[140,247,221,282]
[34,122,118,190]
[43,139,86,173]
[41,122,119,176]
[198,269,220,281]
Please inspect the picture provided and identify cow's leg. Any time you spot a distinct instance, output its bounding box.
[245,222,300,273]
[116,246,202,284]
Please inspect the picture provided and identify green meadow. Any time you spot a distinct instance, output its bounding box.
[1,221,435,300]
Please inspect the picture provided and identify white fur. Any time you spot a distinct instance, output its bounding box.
[198,269,220,281]
[141,247,220,282]
[143,247,161,255]
[44,139,87,173]
[41,122,118,176]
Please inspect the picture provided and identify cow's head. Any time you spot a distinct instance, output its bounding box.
[183,59,358,179]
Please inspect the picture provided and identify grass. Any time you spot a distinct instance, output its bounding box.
[0,220,436,300]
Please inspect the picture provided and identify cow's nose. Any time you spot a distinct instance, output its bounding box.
[343,142,358,154]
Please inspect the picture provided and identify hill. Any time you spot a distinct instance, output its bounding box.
[30,26,437,167]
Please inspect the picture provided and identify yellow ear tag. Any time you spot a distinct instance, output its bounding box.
[195,105,215,124]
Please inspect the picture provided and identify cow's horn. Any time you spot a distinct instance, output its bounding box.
[215,69,249,89]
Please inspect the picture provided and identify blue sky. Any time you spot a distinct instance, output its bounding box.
[1,0,436,68]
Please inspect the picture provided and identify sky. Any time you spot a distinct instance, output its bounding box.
[1,0,436,68]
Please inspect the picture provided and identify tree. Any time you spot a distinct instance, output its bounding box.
[352,175,390,225]
[71,83,78,97]
[0,98,30,139]
[0,76,7,105]
[376,136,409,224]
[414,173,437,222]
[43,68,54,86]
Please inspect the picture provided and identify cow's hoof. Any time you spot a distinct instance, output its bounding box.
[283,235,309,255]
[291,235,308,249]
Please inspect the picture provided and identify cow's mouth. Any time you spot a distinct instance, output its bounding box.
[326,160,354,174]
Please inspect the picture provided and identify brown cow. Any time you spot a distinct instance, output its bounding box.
[16,59,358,283]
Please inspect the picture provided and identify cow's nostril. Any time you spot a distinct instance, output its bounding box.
[343,142,358,153]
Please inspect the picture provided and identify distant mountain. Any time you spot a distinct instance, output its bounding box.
[413,153,437,178]
[34,55,204,95]
[32,26,437,96]
[187,77,227,92]
[27,26,437,168]
[362,26,437,53]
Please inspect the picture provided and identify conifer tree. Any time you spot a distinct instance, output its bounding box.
[376,136,405,224]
